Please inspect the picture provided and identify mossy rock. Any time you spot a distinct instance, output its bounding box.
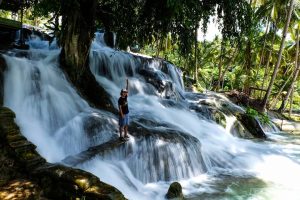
[0,179,42,200]
[166,182,184,200]
[0,107,126,199]
[19,151,38,160]
[34,164,127,200]
[6,134,27,143]
[237,114,266,139]
[211,110,227,128]
[0,107,15,117]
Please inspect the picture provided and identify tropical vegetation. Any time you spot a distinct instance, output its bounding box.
[1,0,300,115]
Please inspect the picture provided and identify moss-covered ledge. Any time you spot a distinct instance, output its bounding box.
[0,106,126,199]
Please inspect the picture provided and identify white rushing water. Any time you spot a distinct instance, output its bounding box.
[2,36,300,200]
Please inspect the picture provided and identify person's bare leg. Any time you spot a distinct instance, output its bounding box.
[119,126,123,138]
[124,126,128,137]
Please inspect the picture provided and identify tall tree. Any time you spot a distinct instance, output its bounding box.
[215,42,225,91]
[254,19,270,81]
[194,26,199,84]
[261,0,295,111]
[59,0,114,112]
[260,23,278,97]
[243,0,254,95]
[29,0,254,111]
[278,25,300,112]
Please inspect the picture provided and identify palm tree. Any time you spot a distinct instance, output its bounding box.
[254,0,284,97]
[260,24,278,97]
[244,0,283,95]
[278,14,300,112]
[261,0,295,111]
[194,25,199,85]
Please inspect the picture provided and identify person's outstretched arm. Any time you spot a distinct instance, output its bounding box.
[126,78,129,92]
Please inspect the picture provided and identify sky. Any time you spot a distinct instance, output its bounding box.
[198,16,221,42]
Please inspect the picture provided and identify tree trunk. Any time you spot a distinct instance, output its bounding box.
[220,47,238,90]
[289,87,294,117]
[259,20,270,67]
[260,24,277,98]
[215,43,224,91]
[155,38,160,57]
[269,72,293,109]
[194,27,198,84]
[243,0,253,95]
[261,0,295,111]
[60,0,115,112]
[243,39,252,94]
[278,27,300,113]
[254,19,270,81]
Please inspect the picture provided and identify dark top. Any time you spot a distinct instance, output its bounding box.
[118,96,129,115]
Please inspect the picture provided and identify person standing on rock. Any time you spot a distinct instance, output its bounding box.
[118,78,130,141]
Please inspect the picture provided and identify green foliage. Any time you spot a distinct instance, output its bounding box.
[12,0,300,113]
[246,107,260,118]
[20,0,255,56]
[0,10,11,18]
[246,107,271,125]
[31,0,61,18]
[260,113,271,125]
[45,0,250,56]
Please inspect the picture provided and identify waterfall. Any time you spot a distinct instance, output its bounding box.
[3,49,118,161]
[2,35,300,200]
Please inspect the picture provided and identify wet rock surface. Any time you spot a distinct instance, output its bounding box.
[63,119,201,166]
[186,92,265,139]
[166,182,184,200]
[0,107,126,200]
[0,180,43,200]
[237,114,267,139]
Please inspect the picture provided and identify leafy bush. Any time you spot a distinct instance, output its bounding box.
[246,107,270,125]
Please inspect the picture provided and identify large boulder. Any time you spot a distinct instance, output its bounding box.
[165,182,184,200]
[186,92,266,139]
[33,164,126,200]
[237,114,266,139]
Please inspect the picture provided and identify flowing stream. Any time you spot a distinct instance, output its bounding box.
[2,35,300,200]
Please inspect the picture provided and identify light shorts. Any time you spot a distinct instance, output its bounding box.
[119,114,129,127]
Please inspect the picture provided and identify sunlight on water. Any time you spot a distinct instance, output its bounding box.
[252,155,300,200]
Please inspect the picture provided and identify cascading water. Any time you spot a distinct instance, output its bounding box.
[3,48,119,162]
[2,35,300,200]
